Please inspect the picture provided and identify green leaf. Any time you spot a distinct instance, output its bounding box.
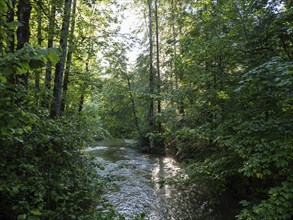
[2,67,14,75]
[16,66,27,74]
[14,137,24,143]
[29,59,45,69]
[48,48,61,63]
[31,210,42,216]
[0,1,8,14]
[17,214,26,220]
[6,21,21,30]
[0,75,7,83]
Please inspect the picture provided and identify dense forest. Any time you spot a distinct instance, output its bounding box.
[0,0,292,219]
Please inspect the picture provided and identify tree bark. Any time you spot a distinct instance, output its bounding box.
[35,3,42,105]
[126,75,142,137]
[78,94,84,113]
[16,0,32,86]
[50,0,72,117]
[6,0,16,84]
[79,59,89,113]
[154,0,161,131]
[6,0,15,54]
[16,0,31,50]
[61,0,77,112]
[44,3,56,92]
[148,0,155,148]
[177,1,184,115]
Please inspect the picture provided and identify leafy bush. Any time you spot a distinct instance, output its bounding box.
[0,106,104,219]
[227,58,293,219]
[0,45,107,219]
[172,57,293,219]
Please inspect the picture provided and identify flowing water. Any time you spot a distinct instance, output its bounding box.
[86,141,236,220]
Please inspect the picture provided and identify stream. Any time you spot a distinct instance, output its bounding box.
[86,141,236,220]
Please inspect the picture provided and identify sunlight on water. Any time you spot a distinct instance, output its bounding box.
[84,146,109,151]
[152,157,186,196]
[90,145,235,219]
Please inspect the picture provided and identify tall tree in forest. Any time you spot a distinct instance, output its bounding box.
[148,0,155,148]
[16,0,31,86]
[44,1,56,92]
[5,0,16,83]
[126,72,142,136]
[78,60,88,113]
[16,0,31,50]
[6,0,15,54]
[34,2,43,105]
[61,0,77,112]
[154,0,161,131]
[51,0,72,117]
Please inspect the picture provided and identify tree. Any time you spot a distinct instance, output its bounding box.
[154,0,161,131]
[51,0,72,117]
[61,0,77,112]
[147,0,155,148]
[16,0,32,86]
[44,1,56,92]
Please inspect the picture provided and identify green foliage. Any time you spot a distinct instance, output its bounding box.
[223,57,293,177]
[0,113,104,219]
[0,45,106,219]
[98,78,137,137]
[222,57,293,219]
[149,0,293,219]
[237,177,293,220]
[0,45,61,83]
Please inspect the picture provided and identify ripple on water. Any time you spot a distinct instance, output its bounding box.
[91,146,216,220]
[84,146,109,151]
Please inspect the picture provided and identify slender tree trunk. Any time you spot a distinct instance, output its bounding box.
[61,0,77,112]
[79,59,89,113]
[177,1,184,115]
[16,0,32,87]
[171,0,177,102]
[78,94,84,113]
[154,0,161,131]
[35,3,42,105]
[37,5,42,46]
[6,0,15,54]
[51,0,72,117]
[6,0,16,83]
[126,75,142,137]
[148,0,155,148]
[44,3,56,92]
[16,0,31,50]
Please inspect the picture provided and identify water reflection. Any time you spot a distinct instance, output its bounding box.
[151,156,214,220]
[152,157,185,197]
[89,146,225,220]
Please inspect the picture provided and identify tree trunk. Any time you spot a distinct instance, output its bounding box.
[50,0,72,117]
[126,75,142,137]
[44,3,56,92]
[171,0,177,104]
[61,0,77,112]
[6,0,16,84]
[78,94,84,113]
[6,0,15,54]
[16,0,31,87]
[16,0,31,50]
[35,3,42,105]
[177,1,184,115]
[148,0,155,148]
[154,0,161,131]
